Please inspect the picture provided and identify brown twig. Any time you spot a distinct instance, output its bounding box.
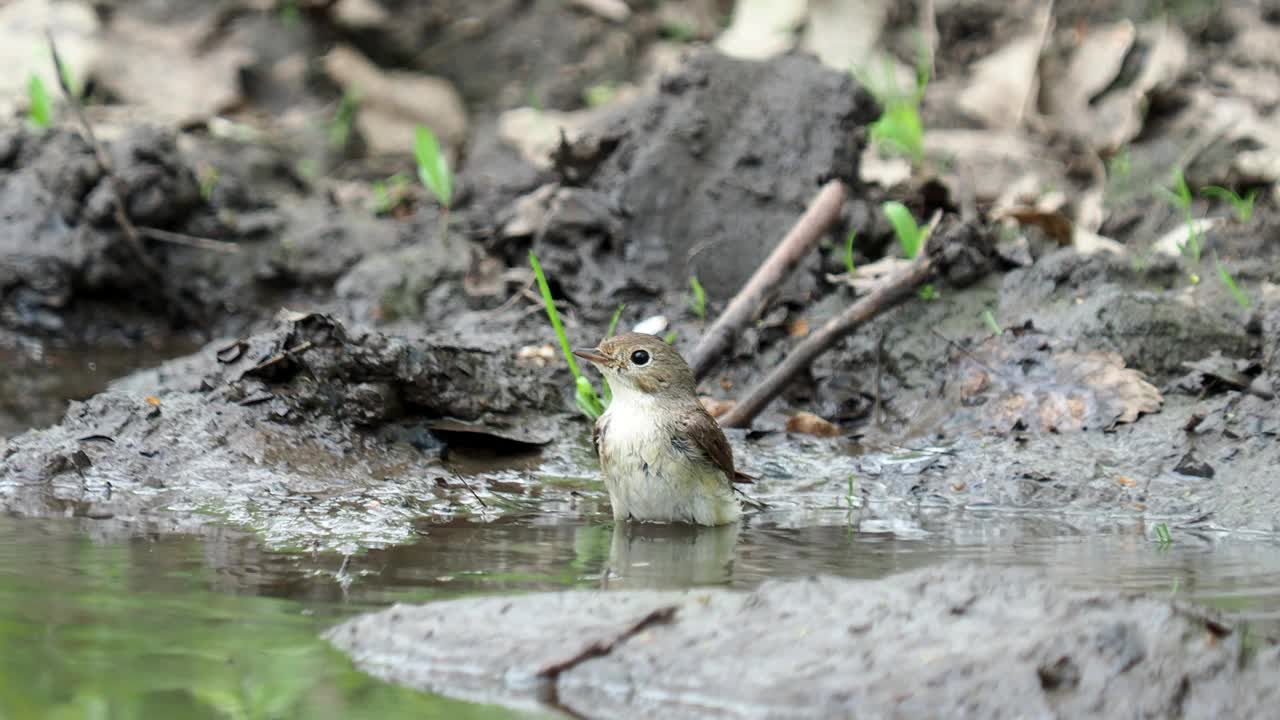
[138,226,241,254]
[536,605,678,679]
[452,473,489,509]
[687,180,848,379]
[719,252,935,428]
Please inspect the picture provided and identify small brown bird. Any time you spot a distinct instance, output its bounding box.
[573,333,743,526]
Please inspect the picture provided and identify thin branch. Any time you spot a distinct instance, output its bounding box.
[138,226,241,254]
[536,605,678,679]
[719,252,935,428]
[687,180,848,379]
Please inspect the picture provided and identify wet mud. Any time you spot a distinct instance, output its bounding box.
[329,563,1280,719]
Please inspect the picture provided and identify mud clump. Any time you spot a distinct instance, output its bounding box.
[502,50,879,310]
[0,313,567,548]
[328,564,1280,719]
[0,127,200,334]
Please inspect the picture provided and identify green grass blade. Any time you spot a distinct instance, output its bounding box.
[882,201,922,258]
[606,303,625,338]
[843,229,857,274]
[529,250,581,380]
[981,309,1002,335]
[689,275,706,319]
[1214,252,1250,309]
[414,125,452,209]
[27,75,51,129]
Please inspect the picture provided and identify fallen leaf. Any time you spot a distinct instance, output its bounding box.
[700,396,736,418]
[144,396,161,407]
[785,411,840,437]
[96,14,253,126]
[324,44,467,156]
[946,332,1163,433]
[955,5,1053,130]
[787,317,809,337]
[1116,476,1137,487]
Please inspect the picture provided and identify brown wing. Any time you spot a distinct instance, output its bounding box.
[676,407,738,484]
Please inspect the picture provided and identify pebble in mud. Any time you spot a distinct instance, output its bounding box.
[327,563,1280,719]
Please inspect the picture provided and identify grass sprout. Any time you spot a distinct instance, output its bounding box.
[414,125,453,210]
[583,83,617,108]
[1154,522,1173,547]
[882,201,925,259]
[370,172,411,215]
[1158,168,1202,275]
[663,330,677,345]
[1200,186,1257,223]
[882,201,936,299]
[27,74,51,129]
[1213,252,1251,309]
[689,275,707,320]
[981,309,1002,336]
[328,89,359,149]
[606,303,625,337]
[843,229,857,274]
[856,41,930,164]
[529,250,605,419]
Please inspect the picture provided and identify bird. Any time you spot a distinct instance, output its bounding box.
[573,332,746,526]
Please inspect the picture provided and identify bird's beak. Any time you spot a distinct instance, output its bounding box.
[572,348,612,367]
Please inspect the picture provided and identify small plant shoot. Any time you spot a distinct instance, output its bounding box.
[882,201,936,300]
[414,125,453,210]
[1153,522,1173,547]
[882,201,924,259]
[1200,186,1257,223]
[1158,168,1202,279]
[27,74,51,129]
[1213,252,1250,309]
[529,250,606,419]
[689,275,707,320]
[857,40,930,165]
[843,229,857,275]
[328,90,359,149]
[981,309,1002,336]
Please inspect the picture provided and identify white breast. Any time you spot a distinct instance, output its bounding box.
[598,394,740,526]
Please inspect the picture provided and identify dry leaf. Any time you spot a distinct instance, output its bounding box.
[947,333,1162,433]
[95,15,253,126]
[785,411,840,437]
[955,5,1053,130]
[700,396,736,418]
[787,317,809,338]
[324,44,467,156]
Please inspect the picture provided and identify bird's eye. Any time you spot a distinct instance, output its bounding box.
[630,349,650,366]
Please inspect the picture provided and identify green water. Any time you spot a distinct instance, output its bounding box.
[0,518,536,720]
[3,511,1280,719]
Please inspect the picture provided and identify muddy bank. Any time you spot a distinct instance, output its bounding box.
[0,312,577,549]
[328,563,1280,719]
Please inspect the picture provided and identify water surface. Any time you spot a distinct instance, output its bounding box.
[2,510,1278,717]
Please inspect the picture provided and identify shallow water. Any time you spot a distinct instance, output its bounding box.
[3,508,1279,717]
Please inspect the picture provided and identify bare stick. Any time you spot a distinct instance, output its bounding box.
[138,227,241,253]
[719,252,934,428]
[536,605,678,679]
[687,180,848,379]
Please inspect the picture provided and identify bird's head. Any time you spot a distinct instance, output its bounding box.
[573,332,697,403]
